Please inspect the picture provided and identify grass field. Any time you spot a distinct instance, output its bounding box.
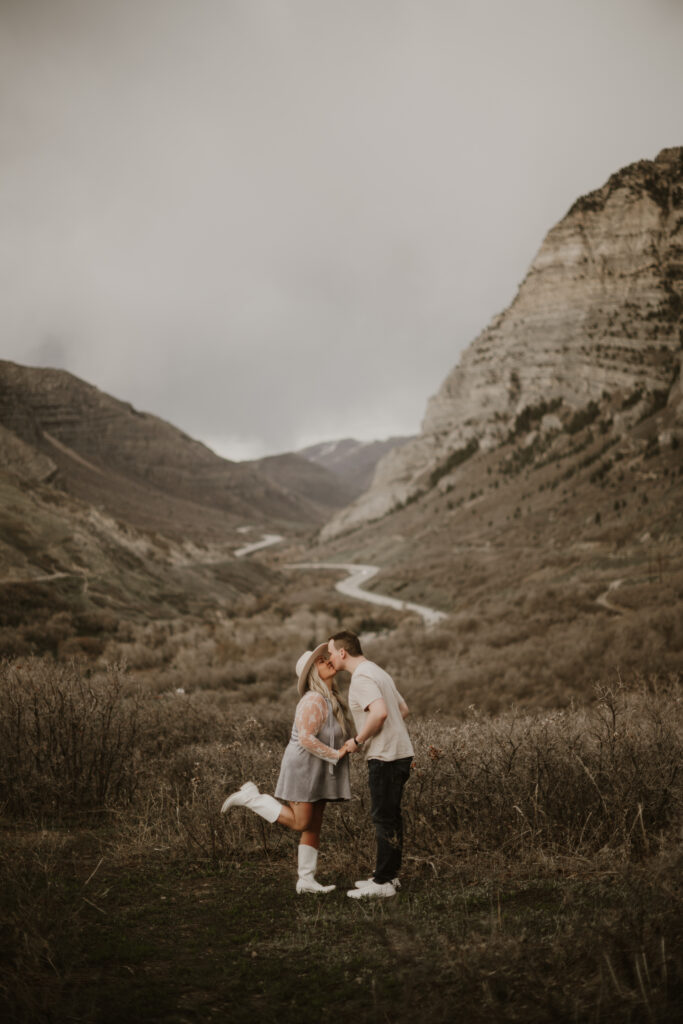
[1,661,681,1023]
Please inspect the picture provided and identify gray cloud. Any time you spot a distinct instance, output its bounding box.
[1,0,682,458]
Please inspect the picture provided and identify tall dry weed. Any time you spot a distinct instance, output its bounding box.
[404,676,682,868]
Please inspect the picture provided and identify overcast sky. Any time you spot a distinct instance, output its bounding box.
[1,0,682,460]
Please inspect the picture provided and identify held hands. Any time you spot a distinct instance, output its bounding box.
[337,738,357,759]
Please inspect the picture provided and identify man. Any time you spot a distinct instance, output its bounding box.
[327,630,413,899]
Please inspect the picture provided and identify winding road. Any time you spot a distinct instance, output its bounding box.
[232,531,447,626]
[286,561,447,627]
[233,533,284,558]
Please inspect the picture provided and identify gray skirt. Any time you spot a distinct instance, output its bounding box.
[275,697,351,803]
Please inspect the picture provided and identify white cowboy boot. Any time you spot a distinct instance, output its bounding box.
[221,781,259,813]
[221,781,282,823]
[295,844,335,894]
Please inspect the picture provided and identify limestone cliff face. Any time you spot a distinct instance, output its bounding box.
[322,147,683,539]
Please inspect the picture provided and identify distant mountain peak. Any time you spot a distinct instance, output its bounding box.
[298,435,414,500]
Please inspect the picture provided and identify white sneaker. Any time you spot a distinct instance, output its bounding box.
[354,877,401,890]
[347,880,396,899]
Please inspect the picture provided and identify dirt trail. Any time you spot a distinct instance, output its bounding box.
[0,570,80,586]
[595,578,626,614]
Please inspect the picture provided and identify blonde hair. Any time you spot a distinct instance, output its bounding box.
[307,664,354,739]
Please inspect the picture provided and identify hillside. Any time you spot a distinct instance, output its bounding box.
[297,374,683,711]
[266,148,683,709]
[0,361,306,650]
[0,360,330,539]
[0,461,282,657]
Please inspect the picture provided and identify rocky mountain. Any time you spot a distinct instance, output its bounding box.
[0,360,335,538]
[297,436,414,499]
[323,147,683,539]
[0,421,57,485]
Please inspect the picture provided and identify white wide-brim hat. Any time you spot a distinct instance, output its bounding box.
[295,642,329,697]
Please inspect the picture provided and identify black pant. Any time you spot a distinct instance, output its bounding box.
[367,757,412,884]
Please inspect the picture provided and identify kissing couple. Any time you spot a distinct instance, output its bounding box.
[221,630,413,899]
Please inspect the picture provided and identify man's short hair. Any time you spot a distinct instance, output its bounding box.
[329,630,363,657]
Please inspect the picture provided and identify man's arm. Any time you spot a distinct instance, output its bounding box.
[354,698,388,746]
[398,698,410,720]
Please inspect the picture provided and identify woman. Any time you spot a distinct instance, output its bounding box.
[221,642,354,893]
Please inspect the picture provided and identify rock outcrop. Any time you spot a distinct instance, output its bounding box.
[0,423,57,484]
[323,147,683,538]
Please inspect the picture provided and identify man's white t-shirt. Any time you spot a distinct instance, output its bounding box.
[348,661,414,762]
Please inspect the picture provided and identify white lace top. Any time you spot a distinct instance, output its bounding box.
[295,692,341,764]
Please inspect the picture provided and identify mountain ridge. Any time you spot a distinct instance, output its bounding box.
[0,359,340,536]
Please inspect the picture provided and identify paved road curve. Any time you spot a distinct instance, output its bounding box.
[234,533,284,558]
[286,561,447,627]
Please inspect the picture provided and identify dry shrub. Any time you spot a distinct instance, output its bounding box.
[114,708,297,864]
[57,636,106,658]
[368,607,683,714]
[404,677,682,868]
[104,639,166,671]
[120,675,683,883]
[2,658,680,879]
[0,627,31,659]
[0,659,145,820]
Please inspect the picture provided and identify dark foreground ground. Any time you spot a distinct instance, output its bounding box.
[2,837,681,1024]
